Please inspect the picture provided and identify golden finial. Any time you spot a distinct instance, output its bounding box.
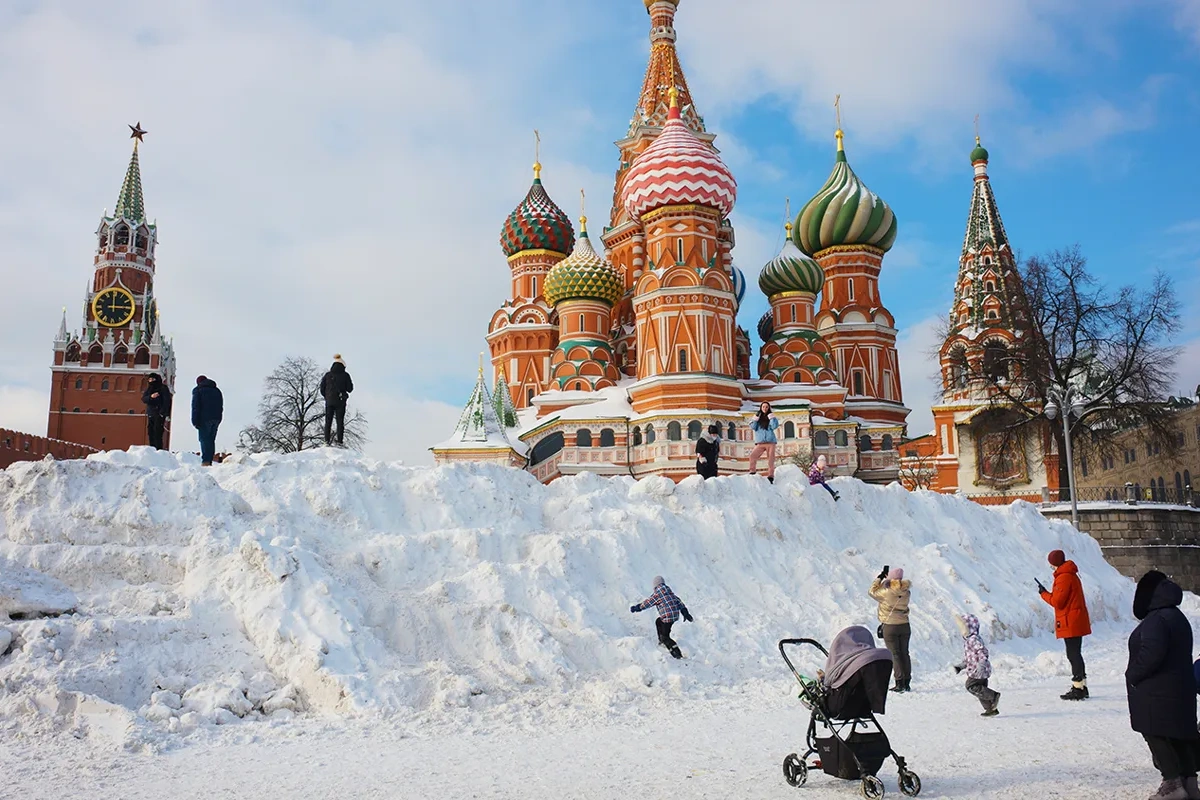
[974,114,981,146]
[533,129,542,179]
[784,197,792,235]
[478,352,485,378]
[580,188,588,234]
[834,95,844,151]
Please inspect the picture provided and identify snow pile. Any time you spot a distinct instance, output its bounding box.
[0,448,1156,748]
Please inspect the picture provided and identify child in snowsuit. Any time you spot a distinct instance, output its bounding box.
[631,576,693,659]
[954,613,1000,716]
[808,454,840,501]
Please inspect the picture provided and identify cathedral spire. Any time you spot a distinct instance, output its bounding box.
[630,0,704,135]
[114,124,148,222]
[962,136,1008,255]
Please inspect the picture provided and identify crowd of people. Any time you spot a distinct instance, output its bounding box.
[138,355,354,462]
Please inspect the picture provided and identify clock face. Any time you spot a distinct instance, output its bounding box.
[92,287,136,327]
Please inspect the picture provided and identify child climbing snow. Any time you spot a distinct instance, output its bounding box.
[954,614,1000,716]
[631,576,693,659]
[808,454,840,501]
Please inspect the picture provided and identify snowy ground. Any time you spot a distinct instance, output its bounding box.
[0,449,1193,798]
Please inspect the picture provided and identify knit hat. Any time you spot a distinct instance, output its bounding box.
[1047,550,1066,567]
[652,576,664,588]
[196,375,207,385]
[888,567,904,582]
[333,353,345,365]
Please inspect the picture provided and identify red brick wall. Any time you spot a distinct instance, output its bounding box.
[47,370,171,450]
[0,428,97,470]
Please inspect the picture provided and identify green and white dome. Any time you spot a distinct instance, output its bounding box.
[758,236,825,297]
[793,131,897,256]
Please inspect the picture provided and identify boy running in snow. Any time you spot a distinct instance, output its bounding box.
[630,576,693,659]
[954,614,1000,716]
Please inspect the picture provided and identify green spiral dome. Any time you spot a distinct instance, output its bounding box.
[793,136,897,256]
[758,238,825,297]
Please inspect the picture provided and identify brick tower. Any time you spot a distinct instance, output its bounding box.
[47,125,177,451]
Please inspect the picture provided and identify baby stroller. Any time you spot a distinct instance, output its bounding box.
[779,627,922,798]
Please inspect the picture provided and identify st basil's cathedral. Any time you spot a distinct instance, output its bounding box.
[432,0,910,483]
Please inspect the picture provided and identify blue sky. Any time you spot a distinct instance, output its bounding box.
[0,0,1197,461]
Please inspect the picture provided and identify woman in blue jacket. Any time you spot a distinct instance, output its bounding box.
[748,402,780,483]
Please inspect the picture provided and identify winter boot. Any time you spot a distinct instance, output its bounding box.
[669,646,683,659]
[1183,776,1200,800]
[1061,681,1088,701]
[1148,778,1188,800]
[832,491,840,501]
[981,691,1000,716]
[767,475,775,484]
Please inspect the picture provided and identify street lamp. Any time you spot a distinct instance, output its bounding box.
[1045,385,1088,528]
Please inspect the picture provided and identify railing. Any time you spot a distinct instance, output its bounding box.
[1043,484,1197,507]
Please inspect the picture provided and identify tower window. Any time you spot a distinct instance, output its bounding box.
[687,421,702,440]
[783,421,795,439]
[100,408,108,414]
[600,428,616,447]
[986,281,995,292]
[73,407,80,413]
[532,276,538,296]
[98,226,109,249]
[579,314,585,331]
[114,224,129,247]
[848,280,855,301]
[75,379,83,390]
[646,425,656,444]
[701,239,708,263]
[101,379,109,391]
[853,371,865,396]
[815,431,830,447]
[678,349,688,371]
[633,427,643,446]
[526,388,534,405]
[677,238,684,264]
[667,421,682,441]
[790,305,796,323]
[576,429,593,448]
[135,228,149,250]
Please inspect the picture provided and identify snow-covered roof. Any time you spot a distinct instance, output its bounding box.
[431,369,527,456]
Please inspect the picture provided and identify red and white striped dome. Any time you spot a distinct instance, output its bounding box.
[621,98,736,221]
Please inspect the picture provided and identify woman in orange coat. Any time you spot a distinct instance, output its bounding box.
[1038,549,1092,700]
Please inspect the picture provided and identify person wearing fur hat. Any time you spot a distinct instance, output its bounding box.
[869,565,912,692]
[319,355,354,447]
[630,576,692,659]
[954,614,1000,717]
[1037,549,1092,700]
[1126,570,1200,800]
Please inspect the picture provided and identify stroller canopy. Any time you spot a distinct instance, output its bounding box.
[823,625,893,690]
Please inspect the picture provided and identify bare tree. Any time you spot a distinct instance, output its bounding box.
[897,444,937,490]
[941,245,1181,490]
[238,356,369,453]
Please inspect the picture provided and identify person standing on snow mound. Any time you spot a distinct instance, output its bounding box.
[696,423,721,479]
[1126,570,1200,800]
[319,354,354,447]
[869,566,912,692]
[748,402,779,483]
[1037,549,1092,700]
[141,373,172,450]
[954,614,1000,717]
[808,453,840,501]
[630,576,693,659]
[191,375,224,467]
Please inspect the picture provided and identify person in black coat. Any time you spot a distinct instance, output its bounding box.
[1126,570,1200,800]
[695,424,721,479]
[319,355,354,446]
[141,373,172,450]
[191,376,224,467]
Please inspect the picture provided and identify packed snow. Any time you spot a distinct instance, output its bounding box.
[0,448,1192,798]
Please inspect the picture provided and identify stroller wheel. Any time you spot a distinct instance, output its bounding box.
[898,770,921,797]
[860,775,885,799]
[782,753,807,787]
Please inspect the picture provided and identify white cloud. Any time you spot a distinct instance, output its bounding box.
[897,315,945,438]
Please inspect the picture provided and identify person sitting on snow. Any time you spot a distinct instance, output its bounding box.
[808,454,840,501]
[954,614,1000,717]
[630,576,693,659]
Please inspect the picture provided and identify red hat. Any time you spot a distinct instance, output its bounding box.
[1048,550,1066,567]
[196,375,207,385]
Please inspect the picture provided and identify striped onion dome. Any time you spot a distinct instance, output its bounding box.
[500,167,575,258]
[758,237,825,297]
[793,132,897,256]
[730,264,747,306]
[622,92,736,221]
[757,310,774,343]
[543,221,624,307]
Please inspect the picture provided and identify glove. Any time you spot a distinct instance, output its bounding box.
[683,611,694,623]
[954,665,964,674]
[630,605,638,613]
[877,565,889,582]
[1035,579,1047,594]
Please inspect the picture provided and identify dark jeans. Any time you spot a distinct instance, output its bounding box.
[197,421,219,464]
[1145,735,1200,781]
[1064,636,1086,681]
[817,482,837,498]
[147,415,166,450]
[325,404,346,446]
[882,623,912,684]
[966,677,999,710]
[655,618,677,650]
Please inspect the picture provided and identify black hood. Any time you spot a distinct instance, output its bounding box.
[1134,570,1183,620]
[197,378,217,389]
[330,362,346,374]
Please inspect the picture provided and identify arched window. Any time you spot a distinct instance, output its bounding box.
[633,427,643,446]
[676,238,684,264]
[100,408,108,414]
[1185,470,1193,490]
[72,407,80,413]
[578,314,584,331]
[983,342,1008,381]
[646,425,656,444]
[135,227,149,250]
[687,421,701,440]
[101,379,109,391]
[66,343,81,363]
[1177,472,1184,497]
[574,381,584,391]
[987,310,998,320]
[853,371,864,396]
[790,305,796,323]
[783,421,795,439]
[576,429,592,448]
[950,348,968,389]
[793,372,802,383]
[727,422,736,440]
[859,435,872,452]
[527,388,535,405]
[835,430,848,447]
[98,225,109,249]
[600,428,615,447]
[88,344,103,363]
[529,432,564,466]
[135,346,150,365]
[678,350,688,372]
[881,434,894,451]
[667,421,682,441]
[986,281,995,292]
[113,223,129,246]
[814,430,830,448]
[114,345,127,364]
[74,378,83,390]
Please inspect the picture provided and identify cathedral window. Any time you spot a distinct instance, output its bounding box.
[527,388,535,405]
[600,428,616,447]
[646,425,656,444]
[950,349,968,389]
[576,429,593,448]
[983,342,1008,381]
[135,227,149,250]
[98,226,109,249]
[987,310,998,320]
[114,224,130,247]
[790,305,796,323]
[135,347,150,365]
[72,407,80,413]
[986,281,995,292]
[633,427,643,446]
[727,422,736,440]
[74,379,83,390]
[853,371,865,396]
[100,408,107,414]
[687,421,701,440]
[678,349,688,372]
[881,434,893,451]
[676,238,684,264]
[835,430,849,447]
[848,280,855,301]
[815,430,829,447]
[794,372,802,383]
[701,239,707,262]
[783,421,795,439]
[532,276,538,296]
[667,421,682,441]
[66,343,81,363]
[101,379,109,391]
[859,435,873,452]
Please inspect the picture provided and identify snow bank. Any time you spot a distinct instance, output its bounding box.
[0,447,1156,748]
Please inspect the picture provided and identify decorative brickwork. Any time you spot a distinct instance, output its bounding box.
[0,428,97,470]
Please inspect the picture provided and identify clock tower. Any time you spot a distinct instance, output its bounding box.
[47,124,177,451]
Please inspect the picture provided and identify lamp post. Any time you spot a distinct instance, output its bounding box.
[1044,385,1088,528]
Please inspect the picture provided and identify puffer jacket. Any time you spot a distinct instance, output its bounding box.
[1039,560,1092,639]
[957,614,992,680]
[750,415,779,444]
[808,462,829,486]
[1126,572,1199,739]
[868,578,911,625]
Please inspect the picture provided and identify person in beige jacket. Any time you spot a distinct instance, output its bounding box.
[869,566,913,693]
